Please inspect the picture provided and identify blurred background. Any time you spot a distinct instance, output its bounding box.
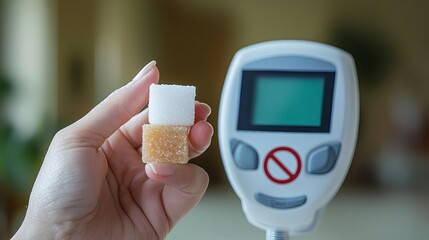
[1,0,428,239]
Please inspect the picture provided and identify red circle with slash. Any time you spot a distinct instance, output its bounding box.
[263,147,302,184]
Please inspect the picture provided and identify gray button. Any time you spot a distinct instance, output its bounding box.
[255,193,307,209]
[306,143,341,174]
[230,139,258,170]
[255,192,273,206]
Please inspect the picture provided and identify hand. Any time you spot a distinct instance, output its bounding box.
[12,61,213,239]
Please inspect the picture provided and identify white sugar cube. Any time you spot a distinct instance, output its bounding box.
[149,84,196,126]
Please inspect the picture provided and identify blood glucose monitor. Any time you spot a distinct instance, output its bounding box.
[218,40,359,238]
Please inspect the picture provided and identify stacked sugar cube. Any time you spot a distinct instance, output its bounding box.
[142,84,196,164]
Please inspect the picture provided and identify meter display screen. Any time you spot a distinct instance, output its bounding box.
[238,71,335,132]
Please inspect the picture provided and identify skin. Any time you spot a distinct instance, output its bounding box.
[12,64,213,240]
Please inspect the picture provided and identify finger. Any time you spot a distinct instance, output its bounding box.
[73,61,159,147]
[194,102,211,123]
[118,108,149,149]
[145,163,209,224]
[189,121,214,159]
[119,102,212,150]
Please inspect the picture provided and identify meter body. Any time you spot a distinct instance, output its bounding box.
[218,40,359,235]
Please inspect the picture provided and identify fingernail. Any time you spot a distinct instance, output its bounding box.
[132,60,156,82]
[148,163,176,176]
[208,122,214,137]
[203,103,212,117]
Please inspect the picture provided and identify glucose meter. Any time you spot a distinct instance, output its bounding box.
[218,40,359,238]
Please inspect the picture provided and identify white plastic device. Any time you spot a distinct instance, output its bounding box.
[218,40,359,237]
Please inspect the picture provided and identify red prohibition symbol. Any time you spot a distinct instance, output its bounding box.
[263,147,302,184]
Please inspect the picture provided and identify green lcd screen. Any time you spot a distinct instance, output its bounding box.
[238,71,335,132]
[252,76,324,127]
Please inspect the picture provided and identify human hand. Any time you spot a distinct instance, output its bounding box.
[12,61,213,239]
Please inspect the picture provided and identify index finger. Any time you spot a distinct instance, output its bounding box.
[74,61,159,147]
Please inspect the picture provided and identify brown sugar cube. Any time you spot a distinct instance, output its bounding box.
[142,124,189,164]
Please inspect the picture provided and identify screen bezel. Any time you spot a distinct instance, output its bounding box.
[237,70,335,133]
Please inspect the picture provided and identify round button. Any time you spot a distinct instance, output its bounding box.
[263,147,302,184]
